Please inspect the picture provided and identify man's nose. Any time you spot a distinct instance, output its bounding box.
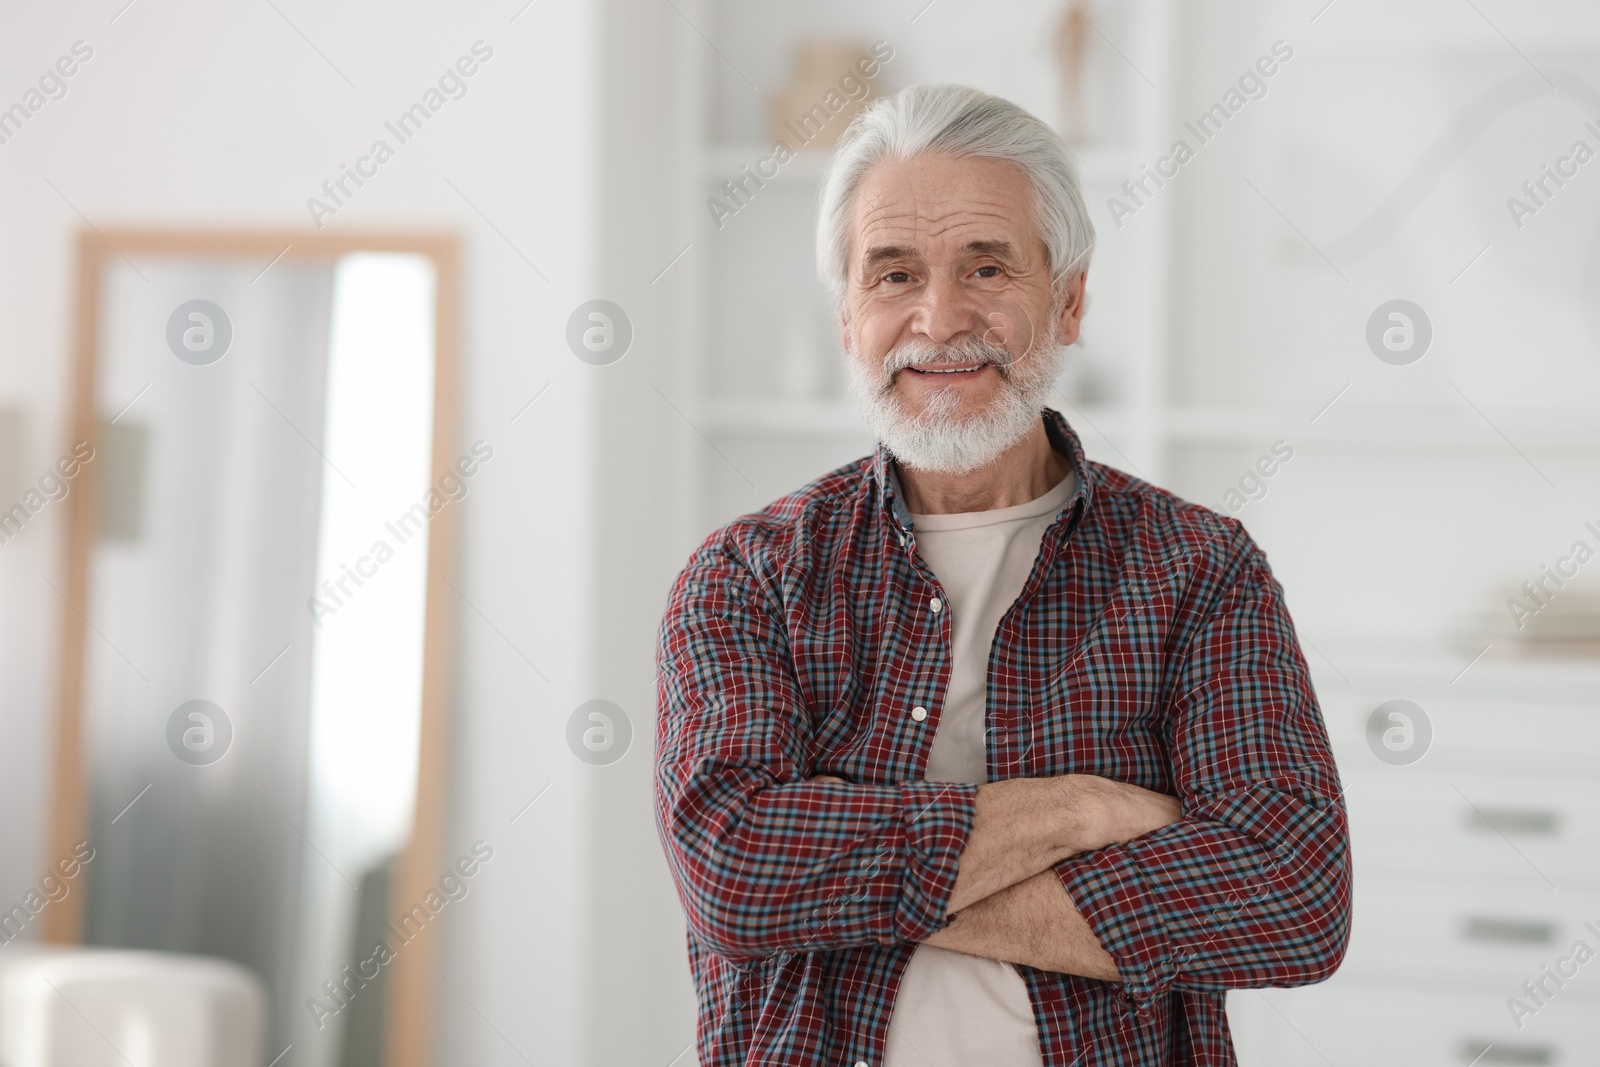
[910,272,984,345]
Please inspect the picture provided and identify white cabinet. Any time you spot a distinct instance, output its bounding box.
[1231,652,1600,1066]
[1239,985,1600,1067]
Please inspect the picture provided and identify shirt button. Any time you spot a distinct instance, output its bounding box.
[855,1062,869,1067]
[911,706,928,722]
[930,597,943,613]
[899,533,906,546]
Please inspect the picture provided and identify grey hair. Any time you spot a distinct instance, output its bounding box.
[816,84,1095,313]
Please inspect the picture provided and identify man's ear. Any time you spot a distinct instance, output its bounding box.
[1054,269,1089,346]
[837,311,852,355]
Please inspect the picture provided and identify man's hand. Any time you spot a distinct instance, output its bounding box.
[806,771,1180,914]
[1059,774,1182,854]
[922,777,1180,979]
[927,869,1122,981]
[941,774,1180,913]
[804,769,1178,978]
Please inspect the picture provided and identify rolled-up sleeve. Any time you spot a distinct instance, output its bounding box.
[1052,530,1352,1011]
[654,534,978,964]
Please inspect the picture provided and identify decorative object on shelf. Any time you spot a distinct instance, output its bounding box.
[1465,562,1600,659]
[768,40,894,153]
[1049,0,1138,149]
[1052,1,1093,145]
[1498,587,1600,658]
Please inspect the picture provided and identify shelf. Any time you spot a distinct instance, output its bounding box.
[1162,404,1600,448]
[1064,145,1149,185]
[700,400,1600,448]
[704,398,865,435]
[702,146,833,186]
[1302,20,1600,56]
[1056,402,1137,442]
[704,398,1136,438]
[701,143,1149,189]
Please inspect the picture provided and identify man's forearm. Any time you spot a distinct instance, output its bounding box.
[812,773,1181,917]
[811,774,1082,914]
[925,868,1120,981]
[942,778,1083,913]
[943,774,1182,914]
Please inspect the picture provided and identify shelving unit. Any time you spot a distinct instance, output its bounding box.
[1166,403,1600,448]
[677,0,1600,595]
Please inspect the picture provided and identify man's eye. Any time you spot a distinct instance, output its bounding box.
[885,271,911,283]
[975,266,1002,278]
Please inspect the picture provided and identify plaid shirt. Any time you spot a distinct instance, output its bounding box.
[654,409,1351,1066]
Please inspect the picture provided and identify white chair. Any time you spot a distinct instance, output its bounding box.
[0,948,265,1067]
[0,944,69,986]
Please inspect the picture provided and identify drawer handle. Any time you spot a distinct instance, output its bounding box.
[1461,916,1557,946]
[1460,1039,1553,1064]
[1465,808,1561,837]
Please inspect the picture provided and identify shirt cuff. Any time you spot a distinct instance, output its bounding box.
[892,779,979,943]
[1053,843,1176,1013]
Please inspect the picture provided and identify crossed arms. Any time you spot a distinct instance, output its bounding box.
[653,532,1352,1006]
[810,772,1179,980]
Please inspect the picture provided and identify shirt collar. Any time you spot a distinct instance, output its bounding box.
[873,407,1094,534]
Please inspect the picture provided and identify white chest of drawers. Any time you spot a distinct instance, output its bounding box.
[1229,649,1600,1066]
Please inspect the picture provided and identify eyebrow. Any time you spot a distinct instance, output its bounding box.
[859,239,1019,271]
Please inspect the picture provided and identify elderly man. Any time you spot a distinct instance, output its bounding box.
[654,84,1350,1066]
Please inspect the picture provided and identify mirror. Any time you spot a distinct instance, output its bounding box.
[46,231,459,1067]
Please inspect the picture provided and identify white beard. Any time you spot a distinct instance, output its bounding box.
[845,317,1068,475]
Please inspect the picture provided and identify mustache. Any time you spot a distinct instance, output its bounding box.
[879,334,1015,378]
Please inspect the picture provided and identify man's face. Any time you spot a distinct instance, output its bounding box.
[838,153,1086,473]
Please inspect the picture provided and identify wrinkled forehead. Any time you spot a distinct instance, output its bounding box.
[848,154,1043,270]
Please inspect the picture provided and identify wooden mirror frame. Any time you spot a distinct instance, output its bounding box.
[46,229,460,1067]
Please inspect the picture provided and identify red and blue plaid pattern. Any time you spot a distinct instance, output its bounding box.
[654,408,1351,1066]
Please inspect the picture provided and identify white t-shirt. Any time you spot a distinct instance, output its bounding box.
[881,466,1076,1067]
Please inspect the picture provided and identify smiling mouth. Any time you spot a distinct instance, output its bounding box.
[904,362,991,377]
